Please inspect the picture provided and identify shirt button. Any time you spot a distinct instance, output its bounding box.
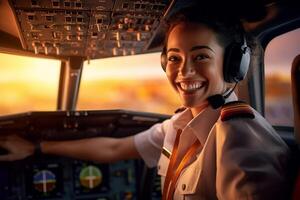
[182,184,186,191]
[158,165,161,170]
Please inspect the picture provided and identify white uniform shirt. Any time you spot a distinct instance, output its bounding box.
[134,95,290,200]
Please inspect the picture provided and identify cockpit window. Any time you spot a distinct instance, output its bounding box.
[0,53,60,115]
[264,28,300,127]
[77,52,181,114]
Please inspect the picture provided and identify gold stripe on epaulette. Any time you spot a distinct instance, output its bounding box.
[221,101,254,121]
[162,146,171,158]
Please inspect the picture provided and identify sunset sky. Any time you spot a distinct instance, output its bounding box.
[0,28,299,118]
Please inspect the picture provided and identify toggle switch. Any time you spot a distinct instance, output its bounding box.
[117,40,121,48]
[112,47,118,56]
[42,42,51,55]
[32,41,40,54]
[116,32,120,41]
[130,49,135,55]
[136,32,141,41]
[144,24,150,31]
[53,43,60,55]
[96,24,101,32]
[64,25,71,31]
[122,49,127,56]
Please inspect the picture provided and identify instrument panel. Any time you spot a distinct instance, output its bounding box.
[0,110,169,200]
[1,157,140,200]
[9,0,170,59]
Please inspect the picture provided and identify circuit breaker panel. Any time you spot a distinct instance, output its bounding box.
[10,0,169,59]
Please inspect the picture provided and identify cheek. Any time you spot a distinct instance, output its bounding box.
[165,68,178,89]
[200,60,224,80]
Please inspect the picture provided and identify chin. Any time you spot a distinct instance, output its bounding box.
[181,99,206,108]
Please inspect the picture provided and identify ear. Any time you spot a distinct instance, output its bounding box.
[161,46,167,71]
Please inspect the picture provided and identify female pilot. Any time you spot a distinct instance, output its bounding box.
[0,6,289,200]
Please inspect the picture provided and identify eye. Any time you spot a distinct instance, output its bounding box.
[167,55,181,63]
[194,54,209,61]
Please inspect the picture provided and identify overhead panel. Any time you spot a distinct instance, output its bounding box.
[10,0,169,59]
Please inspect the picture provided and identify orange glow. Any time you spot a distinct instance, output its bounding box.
[78,53,181,114]
[264,28,300,127]
[0,53,60,115]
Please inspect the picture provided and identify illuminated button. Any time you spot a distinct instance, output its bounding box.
[79,165,102,189]
[33,170,56,193]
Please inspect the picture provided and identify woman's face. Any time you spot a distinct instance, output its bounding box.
[165,22,227,110]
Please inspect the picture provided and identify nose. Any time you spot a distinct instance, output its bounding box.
[178,58,195,77]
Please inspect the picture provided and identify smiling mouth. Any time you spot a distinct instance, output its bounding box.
[176,81,206,93]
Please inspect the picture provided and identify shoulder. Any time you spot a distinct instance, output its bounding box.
[220,101,255,121]
[216,101,288,151]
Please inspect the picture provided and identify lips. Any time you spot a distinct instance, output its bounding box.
[176,80,206,93]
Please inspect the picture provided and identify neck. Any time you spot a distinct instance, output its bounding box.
[191,101,209,117]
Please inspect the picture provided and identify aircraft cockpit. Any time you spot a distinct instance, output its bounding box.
[0,0,300,199]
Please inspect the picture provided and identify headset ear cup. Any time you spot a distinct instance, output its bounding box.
[223,43,250,83]
[161,47,167,71]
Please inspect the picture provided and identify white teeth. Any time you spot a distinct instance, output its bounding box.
[179,82,203,91]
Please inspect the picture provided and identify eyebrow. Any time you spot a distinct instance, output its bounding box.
[190,45,215,53]
[167,45,215,53]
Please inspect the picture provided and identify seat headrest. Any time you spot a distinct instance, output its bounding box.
[291,54,300,144]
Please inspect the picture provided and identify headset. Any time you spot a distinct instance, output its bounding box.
[160,35,251,83]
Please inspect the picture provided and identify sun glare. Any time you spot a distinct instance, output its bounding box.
[78,52,181,114]
[0,53,60,115]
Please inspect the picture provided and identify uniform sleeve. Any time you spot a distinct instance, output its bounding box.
[134,119,169,167]
[215,118,289,200]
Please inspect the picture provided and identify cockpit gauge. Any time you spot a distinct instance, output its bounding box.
[79,165,103,189]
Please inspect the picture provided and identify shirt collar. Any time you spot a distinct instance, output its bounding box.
[172,92,238,145]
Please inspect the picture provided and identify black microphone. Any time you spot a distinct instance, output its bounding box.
[207,94,225,109]
[207,82,238,109]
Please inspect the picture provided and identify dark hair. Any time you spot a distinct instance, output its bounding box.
[162,6,262,80]
[163,6,256,50]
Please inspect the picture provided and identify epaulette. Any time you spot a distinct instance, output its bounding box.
[220,101,255,121]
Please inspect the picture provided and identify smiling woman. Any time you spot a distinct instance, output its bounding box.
[0,53,60,115]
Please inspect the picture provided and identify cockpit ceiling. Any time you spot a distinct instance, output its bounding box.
[6,0,169,59]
